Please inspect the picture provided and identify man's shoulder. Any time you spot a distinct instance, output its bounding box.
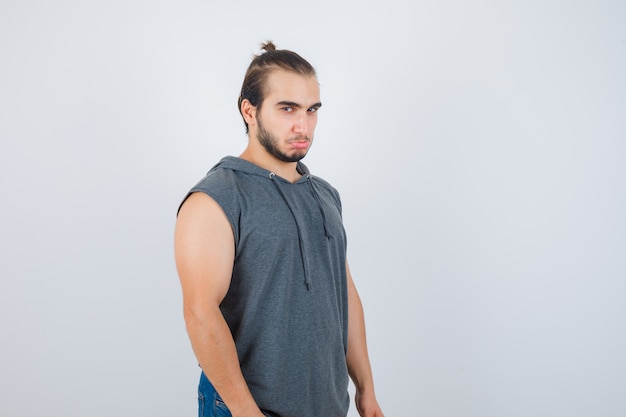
[309,175,343,210]
[308,173,339,193]
[192,161,248,190]
[309,174,335,190]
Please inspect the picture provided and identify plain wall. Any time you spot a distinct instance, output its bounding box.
[1,1,625,416]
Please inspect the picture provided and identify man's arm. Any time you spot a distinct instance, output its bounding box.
[346,262,385,417]
[175,192,264,417]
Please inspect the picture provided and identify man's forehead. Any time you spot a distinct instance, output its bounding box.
[265,70,319,95]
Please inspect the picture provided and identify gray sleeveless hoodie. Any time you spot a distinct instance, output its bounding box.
[182,156,350,417]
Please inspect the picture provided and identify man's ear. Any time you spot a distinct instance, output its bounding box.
[241,99,257,127]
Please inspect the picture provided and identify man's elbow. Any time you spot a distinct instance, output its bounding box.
[183,302,218,330]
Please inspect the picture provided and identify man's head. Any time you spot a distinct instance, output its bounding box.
[239,42,321,163]
[238,41,317,133]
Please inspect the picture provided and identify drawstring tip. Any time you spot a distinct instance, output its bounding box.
[305,282,312,291]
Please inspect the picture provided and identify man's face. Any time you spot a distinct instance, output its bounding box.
[253,70,321,163]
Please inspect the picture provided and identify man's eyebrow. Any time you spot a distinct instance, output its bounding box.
[276,101,322,109]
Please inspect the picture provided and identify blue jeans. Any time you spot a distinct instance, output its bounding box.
[198,372,232,417]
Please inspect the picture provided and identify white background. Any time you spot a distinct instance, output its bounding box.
[1,1,625,416]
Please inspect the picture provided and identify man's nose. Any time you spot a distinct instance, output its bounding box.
[293,113,308,135]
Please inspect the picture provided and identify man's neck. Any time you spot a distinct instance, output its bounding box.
[239,147,302,183]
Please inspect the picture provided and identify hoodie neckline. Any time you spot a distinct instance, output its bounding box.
[215,156,310,184]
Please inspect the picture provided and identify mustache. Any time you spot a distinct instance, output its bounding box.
[288,136,311,142]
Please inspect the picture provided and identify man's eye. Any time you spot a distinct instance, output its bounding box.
[308,107,319,113]
[281,107,293,112]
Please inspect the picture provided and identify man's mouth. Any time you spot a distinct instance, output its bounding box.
[289,138,310,149]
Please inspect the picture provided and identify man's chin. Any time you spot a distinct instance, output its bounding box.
[278,150,308,163]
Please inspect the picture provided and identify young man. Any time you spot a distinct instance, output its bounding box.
[175,41,385,417]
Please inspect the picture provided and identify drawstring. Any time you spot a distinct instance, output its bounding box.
[268,172,332,291]
[269,173,312,291]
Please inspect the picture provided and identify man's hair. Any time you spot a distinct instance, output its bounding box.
[238,41,317,133]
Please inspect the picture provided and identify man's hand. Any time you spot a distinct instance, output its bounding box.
[355,390,385,417]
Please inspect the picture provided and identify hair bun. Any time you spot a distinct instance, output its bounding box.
[260,41,276,52]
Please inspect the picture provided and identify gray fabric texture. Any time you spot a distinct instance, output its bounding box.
[181,156,350,417]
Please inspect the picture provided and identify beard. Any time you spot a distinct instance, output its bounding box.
[257,115,311,163]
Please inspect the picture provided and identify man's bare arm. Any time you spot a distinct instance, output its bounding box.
[175,192,264,417]
[346,262,385,417]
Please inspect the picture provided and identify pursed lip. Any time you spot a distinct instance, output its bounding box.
[288,139,310,149]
